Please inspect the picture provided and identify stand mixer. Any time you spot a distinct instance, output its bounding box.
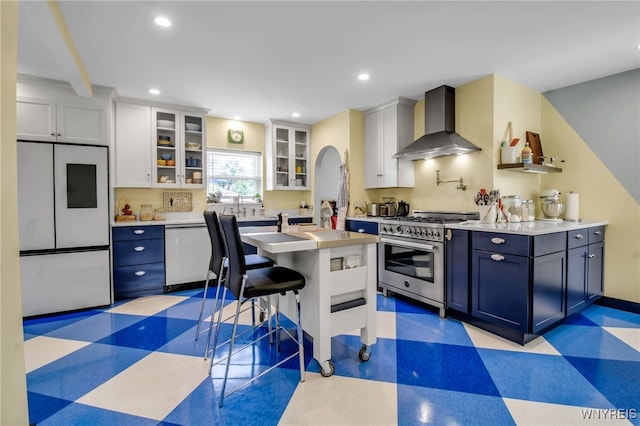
[539,189,564,221]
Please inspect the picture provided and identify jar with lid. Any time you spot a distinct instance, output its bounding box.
[502,195,522,222]
[140,204,154,221]
[521,200,535,221]
[154,208,166,221]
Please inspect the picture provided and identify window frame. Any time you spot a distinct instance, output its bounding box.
[206,148,263,203]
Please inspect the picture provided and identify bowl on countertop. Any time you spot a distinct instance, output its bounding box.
[541,201,564,218]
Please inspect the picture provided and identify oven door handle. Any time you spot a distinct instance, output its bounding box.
[380,237,437,251]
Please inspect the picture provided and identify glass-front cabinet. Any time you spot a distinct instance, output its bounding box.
[265,120,310,190]
[152,108,205,188]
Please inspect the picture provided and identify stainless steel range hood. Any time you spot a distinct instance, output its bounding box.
[393,85,481,160]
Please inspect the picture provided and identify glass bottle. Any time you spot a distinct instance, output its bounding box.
[521,142,533,164]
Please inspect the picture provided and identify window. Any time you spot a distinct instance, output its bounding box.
[207,149,262,202]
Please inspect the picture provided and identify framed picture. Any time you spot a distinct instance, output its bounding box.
[353,202,366,217]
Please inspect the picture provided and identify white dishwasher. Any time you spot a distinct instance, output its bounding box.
[165,224,211,288]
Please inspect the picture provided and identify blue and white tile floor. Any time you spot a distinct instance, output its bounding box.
[24,289,639,425]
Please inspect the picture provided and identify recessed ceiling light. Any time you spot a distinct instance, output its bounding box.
[149,88,160,95]
[154,16,172,28]
[292,112,300,118]
[358,73,370,81]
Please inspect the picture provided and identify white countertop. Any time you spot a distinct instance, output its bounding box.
[445,220,608,235]
[112,212,313,227]
[240,226,380,253]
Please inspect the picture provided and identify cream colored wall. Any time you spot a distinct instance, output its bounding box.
[1,1,29,423]
[541,99,640,303]
[493,74,543,203]
[378,75,496,212]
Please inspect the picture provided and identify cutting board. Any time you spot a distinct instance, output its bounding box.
[526,131,544,164]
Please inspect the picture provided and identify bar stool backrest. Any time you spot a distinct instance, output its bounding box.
[218,214,248,299]
[203,211,226,275]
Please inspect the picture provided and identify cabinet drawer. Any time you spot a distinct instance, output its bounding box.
[112,225,164,242]
[114,262,165,300]
[533,232,566,256]
[113,239,164,266]
[472,232,529,256]
[588,226,605,244]
[567,229,589,249]
[346,220,379,235]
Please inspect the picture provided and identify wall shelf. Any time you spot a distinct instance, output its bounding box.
[497,163,562,174]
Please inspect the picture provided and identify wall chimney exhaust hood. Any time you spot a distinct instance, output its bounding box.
[393,85,481,160]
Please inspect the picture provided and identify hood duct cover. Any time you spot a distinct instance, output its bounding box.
[393,85,481,160]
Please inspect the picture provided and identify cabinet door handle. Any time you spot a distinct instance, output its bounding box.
[490,237,505,245]
[133,229,145,235]
[574,234,584,239]
[593,231,601,236]
[588,254,595,259]
[490,254,505,261]
[358,229,365,233]
[133,246,146,252]
[50,132,55,136]
[134,271,146,276]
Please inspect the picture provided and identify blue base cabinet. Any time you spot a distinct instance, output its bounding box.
[567,226,605,315]
[445,229,470,313]
[112,225,165,300]
[470,231,566,340]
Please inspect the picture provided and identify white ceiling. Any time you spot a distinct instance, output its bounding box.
[17,1,640,124]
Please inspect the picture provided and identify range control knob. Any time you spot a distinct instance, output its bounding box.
[434,230,441,238]
[396,225,403,234]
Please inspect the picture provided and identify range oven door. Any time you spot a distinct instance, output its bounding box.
[378,236,444,303]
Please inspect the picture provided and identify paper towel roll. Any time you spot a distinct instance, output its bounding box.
[565,192,580,221]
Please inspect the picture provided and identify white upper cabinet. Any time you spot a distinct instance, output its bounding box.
[265,120,311,191]
[114,102,152,187]
[364,97,416,188]
[17,97,107,145]
[113,102,206,189]
[152,108,206,189]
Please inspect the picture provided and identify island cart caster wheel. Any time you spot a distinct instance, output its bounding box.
[358,345,370,362]
[320,360,335,377]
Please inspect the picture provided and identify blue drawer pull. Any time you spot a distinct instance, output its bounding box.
[134,246,146,252]
[134,271,146,276]
[133,229,145,235]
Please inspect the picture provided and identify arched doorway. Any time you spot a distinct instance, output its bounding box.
[313,145,341,224]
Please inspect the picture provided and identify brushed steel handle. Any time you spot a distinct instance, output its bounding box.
[491,237,505,244]
[133,230,145,235]
[491,254,505,261]
[134,271,146,276]
[134,246,146,252]
[588,254,595,258]
[574,234,584,239]
[594,231,601,236]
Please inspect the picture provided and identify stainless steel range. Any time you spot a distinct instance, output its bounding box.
[378,210,479,317]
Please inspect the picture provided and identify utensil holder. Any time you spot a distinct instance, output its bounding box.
[501,146,518,164]
[479,204,497,223]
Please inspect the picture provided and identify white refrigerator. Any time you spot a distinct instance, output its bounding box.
[18,141,111,316]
